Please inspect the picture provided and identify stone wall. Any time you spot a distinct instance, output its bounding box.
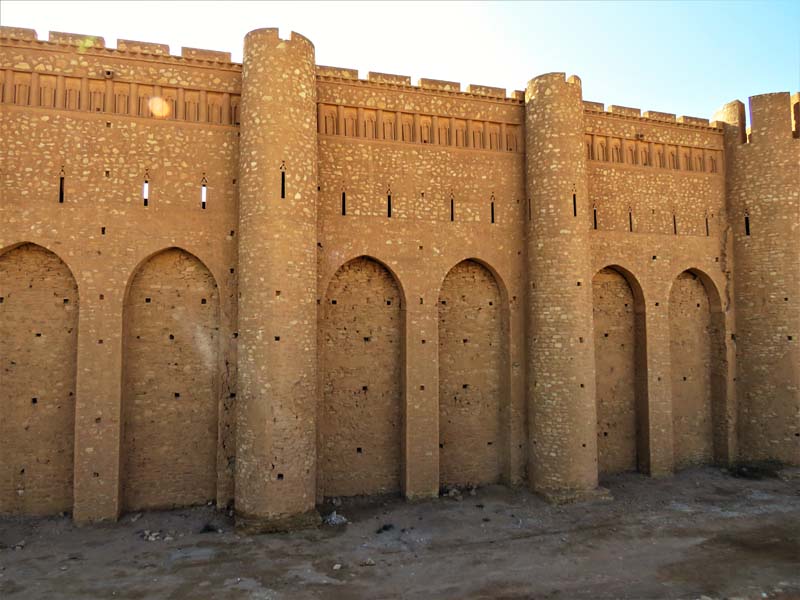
[0,26,797,528]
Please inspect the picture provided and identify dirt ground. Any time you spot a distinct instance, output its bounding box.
[1,466,799,600]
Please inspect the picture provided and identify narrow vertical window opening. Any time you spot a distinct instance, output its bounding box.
[201,173,208,210]
[387,193,392,218]
[341,191,346,216]
[745,212,751,236]
[673,213,677,235]
[628,209,633,232]
[142,169,150,207]
[450,194,454,222]
[491,202,495,224]
[572,193,577,217]
[58,167,65,204]
[528,197,532,221]
[592,205,598,230]
[280,161,286,199]
[705,214,710,237]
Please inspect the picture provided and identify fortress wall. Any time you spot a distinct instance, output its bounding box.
[0,54,239,519]
[1,26,797,523]
[584,112,733,476]
[316,82,527,495]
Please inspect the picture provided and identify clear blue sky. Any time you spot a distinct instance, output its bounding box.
[2,1,797,118]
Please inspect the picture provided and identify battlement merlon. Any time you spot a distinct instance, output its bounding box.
[609,105,641,118]
[181,47,231,62]
[48,31,106,48]
[0,26,37,41]
[368,71,412,86]
[317,65,359,79]
[418,78,460,92]
[467,84,507,99]
[117,39,170,56]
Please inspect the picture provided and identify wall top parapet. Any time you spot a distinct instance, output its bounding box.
[0,26,239,69]
[584,100,721,132]
[317,68,523,104]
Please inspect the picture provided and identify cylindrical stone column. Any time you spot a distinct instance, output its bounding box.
[236,27,319,532]
[524,73,605,502]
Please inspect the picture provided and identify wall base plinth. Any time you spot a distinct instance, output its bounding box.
[405,489,439,503]
[535,486,612,505]
[235,509,321,534]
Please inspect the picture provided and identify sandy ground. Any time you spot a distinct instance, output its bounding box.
[1,466,799,600]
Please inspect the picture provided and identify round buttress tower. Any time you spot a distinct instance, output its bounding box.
[236,28,319,531]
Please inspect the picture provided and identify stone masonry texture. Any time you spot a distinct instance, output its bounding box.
[0,26,798,529]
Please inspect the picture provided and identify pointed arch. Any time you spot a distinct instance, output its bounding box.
[121,247,221,511]
[437,258,509,488]
[319,255,404,497]
[592,264,649,476]
[668,268,726,469]
[0,242,79,515]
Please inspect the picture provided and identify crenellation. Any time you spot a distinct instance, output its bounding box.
[643,110,677,123]
[1,24,798,532]
[0,26,37,41]
[180,46,232,62]
[368,71,412,86]
[316,65,359,79]
[609,105,642,118]
[116,39,170,56]
[678,115,710,127]
[48,31,106,48]
[419,77,461,92]
[467,84,506,98]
